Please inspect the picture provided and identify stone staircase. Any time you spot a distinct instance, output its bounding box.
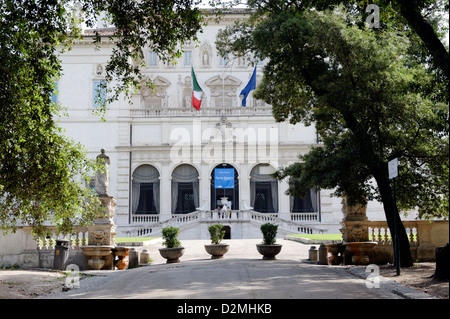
[121,210,326,239]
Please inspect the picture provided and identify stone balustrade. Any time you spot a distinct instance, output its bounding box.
[366,220,448,263]
[128,210,322,238]
[132,214,160,223]
[36,226,90,250]
[291,212,319,222]
[130,106,274,118]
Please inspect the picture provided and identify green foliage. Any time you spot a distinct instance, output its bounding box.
[217,1,448,266]
[260,223,278,245]
[0,0,204,236]
[208,224,225,244]
[82,0,205,112]
[217,4,448,220]
[162,227,181,249]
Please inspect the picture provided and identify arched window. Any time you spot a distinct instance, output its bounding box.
[172,164,199,214]
[132,165,160,215]
[250,164,278,213]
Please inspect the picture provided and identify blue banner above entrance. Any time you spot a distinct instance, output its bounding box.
[214,168,235,189]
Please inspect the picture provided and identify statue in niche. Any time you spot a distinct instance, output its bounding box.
[95,149,110,196]
[200,41,212,68]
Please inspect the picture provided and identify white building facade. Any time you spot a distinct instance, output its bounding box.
[57,11,394,239]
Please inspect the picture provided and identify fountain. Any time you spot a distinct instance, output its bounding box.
[80,149,129,270]
[338,197,377,265]
[80,195,118,270]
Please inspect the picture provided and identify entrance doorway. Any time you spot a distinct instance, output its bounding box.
[210,163,239,210]
[222,226,231,239]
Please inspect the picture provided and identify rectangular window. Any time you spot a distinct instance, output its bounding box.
[148,51,158,66]
[93,80,106,108]
[136,183,158,214]
[184,50,192,66]
[291,188,319,213]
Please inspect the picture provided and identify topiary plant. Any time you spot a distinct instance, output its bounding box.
[161,226,181,248]
[208,224,225,245]
[260,223,278,245]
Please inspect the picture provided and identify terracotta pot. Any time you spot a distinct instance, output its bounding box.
[159,247,185,264]
[115,258,129,270]
[204,244,230,259]
[256,244,282,260]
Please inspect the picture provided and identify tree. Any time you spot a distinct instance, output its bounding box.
[0,0,204,236]
[216,3,448,267]
[214,0,449,81]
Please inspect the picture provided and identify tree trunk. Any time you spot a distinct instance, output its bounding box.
[341,112,414,268]
[435,243,449,280]
[374,167,414,267]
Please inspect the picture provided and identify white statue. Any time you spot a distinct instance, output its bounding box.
[95,149,110,196]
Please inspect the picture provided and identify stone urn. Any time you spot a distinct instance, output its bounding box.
[159,247,185,264]
[113,247,130,270]
[140,249,151,264]
[204,244,230,259]
[256,244,283,260]
[326,243,344,265]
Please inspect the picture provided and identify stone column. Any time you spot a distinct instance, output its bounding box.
[159,163,172,222]
[278,179,290,220]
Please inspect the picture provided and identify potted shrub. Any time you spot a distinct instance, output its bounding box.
[256,223,282,260]
[204,224,230,259]
[159,227,185,263]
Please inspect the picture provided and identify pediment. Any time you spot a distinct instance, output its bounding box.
[153,75,171,87]
[140,76,171,98]
[205,75,242,87]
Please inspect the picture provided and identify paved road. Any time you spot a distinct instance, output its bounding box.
[42,238,420,300]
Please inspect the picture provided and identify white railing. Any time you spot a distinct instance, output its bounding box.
[129,210,323,237]
[132,214,160,223]
[35,226,90,251]
[291,212,319,222]
[130,106,273,118]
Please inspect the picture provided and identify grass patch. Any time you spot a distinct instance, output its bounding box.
[114,237,159,243]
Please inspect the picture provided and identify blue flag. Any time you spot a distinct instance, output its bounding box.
[239,66,257,106]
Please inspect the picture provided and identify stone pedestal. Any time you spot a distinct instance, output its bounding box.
[82,195,117,270]
[339,197,377,265]
[88,196,117,247]
[339,197,369,242]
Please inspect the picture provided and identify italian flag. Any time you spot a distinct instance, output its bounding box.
[191,67,203,111]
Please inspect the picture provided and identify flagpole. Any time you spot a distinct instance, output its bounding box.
[222,67,225,115]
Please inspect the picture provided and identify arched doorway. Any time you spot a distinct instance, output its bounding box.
[210,163,239,210]
[132,164,160,215]
[171,164,199,214]
[250,164,278,213]
[222,225,231,240]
